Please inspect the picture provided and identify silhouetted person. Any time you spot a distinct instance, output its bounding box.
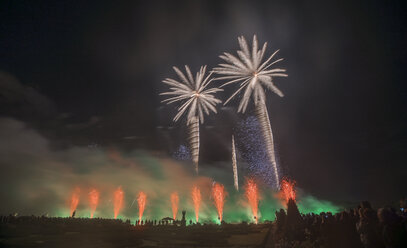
[284,199,305,241]
[275,209,286,232]
[181,210,186,227]
[356,205,384,248]
[378,208,407,248]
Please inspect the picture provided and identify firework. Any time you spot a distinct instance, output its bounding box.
[137,191,147,221]
[280,178,296,204]
[191,186,201,222]
[212,182,227,222]
[70,187,80,217]
[89,189,99,218]
[160,66,223,173]
[214,35,287,188]
[231,135,239,191]
[244,179,259,223]
[113,187,124,219]
[171,192,179,219]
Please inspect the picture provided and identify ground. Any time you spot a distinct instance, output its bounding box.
[0,218,272,248]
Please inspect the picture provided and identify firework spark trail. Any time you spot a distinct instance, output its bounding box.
[89,189,99,218]
[70,187,80,217]
[130,198,137,208]
[188,116,200,173]
[212,183,226,222]
[113,187,124,219]
[256,102,279,188]
[137,191,147,221]
[171,192,179,219]
[191,186,201,222]
[280,178,296,204]
[231,135,239,191]
[214,35,287,189]
[160,66,223,174]
[244,179,259,223]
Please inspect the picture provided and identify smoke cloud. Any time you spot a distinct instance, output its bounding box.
[0,117,340,222]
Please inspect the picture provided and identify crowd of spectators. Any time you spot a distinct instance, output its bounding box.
[2,199,406,247]
[272,199,407,248]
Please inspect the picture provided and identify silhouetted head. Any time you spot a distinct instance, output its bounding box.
[378,208,398,224]
[360,201,372,209]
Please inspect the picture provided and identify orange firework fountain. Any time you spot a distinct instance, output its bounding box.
[170,192,179,220]
[244,179,259,223]
[137,191,147,221]
[212,182,226,223]
[280,178,297,205]
[70,187,80,217]
[191,186,201,222]
[113,187,124,219]
[89,189,99,218]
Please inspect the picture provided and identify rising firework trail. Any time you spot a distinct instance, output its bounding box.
[88,189,99,218]
[160,66,223,174]
[113,187,124,219]
[137,191,147,221]
[191,186,201,222]
[171,192,179,220]
[70,187,80,217]
[280,178,296,205]
[231,135,239,191]
[244,179,259,223]
[212,182,227,222]
[214,35,287,189]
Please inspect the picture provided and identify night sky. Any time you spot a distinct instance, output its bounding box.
[1,0,407,212]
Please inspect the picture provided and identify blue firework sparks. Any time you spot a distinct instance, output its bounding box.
[172,144,191,161]
[236,116,280,187]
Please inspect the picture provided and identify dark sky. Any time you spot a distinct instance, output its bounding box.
[1,0,407,207]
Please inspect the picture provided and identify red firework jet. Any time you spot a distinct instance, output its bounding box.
[212,182,227,222]
[191,186,201,222]
[171,192,179,220]
[113,187,124,219]
[244,179,259,223]
[70,187,80,217]
[280,178,296,204]
[138,191,147,220]
[89,189,99,218]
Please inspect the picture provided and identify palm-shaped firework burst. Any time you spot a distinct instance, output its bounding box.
[161,65,222,173]
[213,35,287,189]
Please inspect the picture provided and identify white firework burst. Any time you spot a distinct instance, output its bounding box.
[213,35,287,112]
[214,35,287,189]
[161,65,223,124]
[160,65,223,173]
